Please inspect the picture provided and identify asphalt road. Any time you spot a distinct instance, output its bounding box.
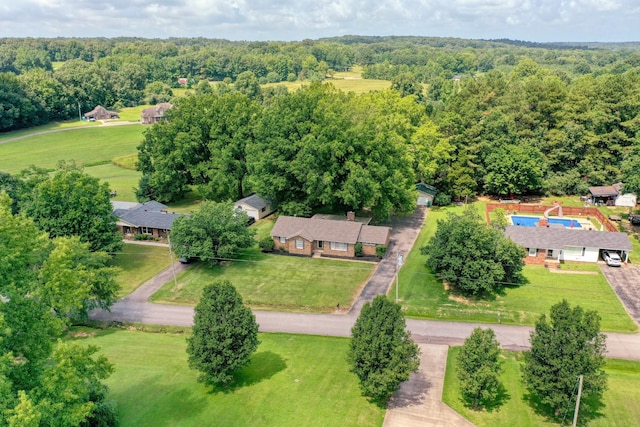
[91,206,640,361]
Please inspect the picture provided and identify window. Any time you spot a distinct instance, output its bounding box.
[528,247,537,257]
[141,226,152,235]
[547,249,554,258]
[261,207,266,212]
[330,241,348,251]
[582,247,586,256]
[318,240,324,249]
[295,239,304,249]
[279,237,286,243]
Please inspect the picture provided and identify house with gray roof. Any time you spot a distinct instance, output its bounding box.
[504,225,632,264]
[141,102,173,124]
[233,194,274,220]
[112,201,184,240]
[84,105,119,121]
[270,214,390,258]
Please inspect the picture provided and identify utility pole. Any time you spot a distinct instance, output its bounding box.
[396,251,403,303]
[78,102,82,121]
[167,234,178,288]
[572,375,584,427]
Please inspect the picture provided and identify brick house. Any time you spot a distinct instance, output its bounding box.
[504,225,632,265]
[141,103,173,124]
[270,214,390,258]
[112,201,183,240]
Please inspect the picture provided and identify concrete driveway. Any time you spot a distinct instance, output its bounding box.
[600,263,640,325]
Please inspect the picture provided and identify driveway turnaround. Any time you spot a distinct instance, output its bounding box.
[383,344,474,427]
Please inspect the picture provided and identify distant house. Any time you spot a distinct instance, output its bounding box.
[270,213,390,258]
[177,77,188,86]
[84,105,119,121]
[233,194,274,220]
[112,200,183,240]
[141,103,173,124]
[504,225,632,264]
[416,183,437,207]
[588,184,621,205]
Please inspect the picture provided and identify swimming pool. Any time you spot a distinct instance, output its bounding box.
[510,215,582,228]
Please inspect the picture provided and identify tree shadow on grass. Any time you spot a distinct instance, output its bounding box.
[208,351,287,394]
[463,382,511,412]
[523,390,606,425]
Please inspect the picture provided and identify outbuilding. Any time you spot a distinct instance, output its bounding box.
[233,194,274,221]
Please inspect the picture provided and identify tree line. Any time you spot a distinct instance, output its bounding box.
[137,84,449,220]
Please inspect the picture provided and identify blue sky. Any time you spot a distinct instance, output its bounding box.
[1,0,638,42]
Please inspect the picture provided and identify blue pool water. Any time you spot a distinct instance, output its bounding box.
[511,215,582,228]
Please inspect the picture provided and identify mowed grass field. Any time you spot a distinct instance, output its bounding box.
[109,244,172,297]
[398,204,637,333]
[443,347,640,426]
[152,216,375,312]
[0,124,144,174]
[76,329,385,427]
[152,252,375,312]
[85,163,141,202]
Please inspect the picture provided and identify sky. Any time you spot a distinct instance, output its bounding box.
[1,0,638,43]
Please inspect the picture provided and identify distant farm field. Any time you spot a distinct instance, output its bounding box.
[85,163,141,202]
[263,78,391,94]
[0,124,144,174]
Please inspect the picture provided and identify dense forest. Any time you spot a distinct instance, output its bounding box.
[2,36,640,206]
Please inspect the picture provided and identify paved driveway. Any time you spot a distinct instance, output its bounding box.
[600,263,640,324]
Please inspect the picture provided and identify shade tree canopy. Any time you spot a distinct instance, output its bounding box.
[170,201,255,261]
[421,206,526,297]
[522,300,607,421]
[348,295,420,403]
[187,280,260,385]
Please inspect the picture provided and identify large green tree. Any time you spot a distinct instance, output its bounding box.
[249,85,421,220]
[137,92,260,202]
[348,295,420,403]
[457,328,503,410]
[421,206,525,297]
[522,300,607,420]
[170,201,255,261]
[187,280,260,385]
[0,193,117,426]
[20,168,122,253]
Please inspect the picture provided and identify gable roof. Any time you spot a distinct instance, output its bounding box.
[416,183,437,196]
[234,194,269,210]
[588,186,619,197]
[113,201,182,230]
[84,105,119,119]
[271,216,390,245]
[141,102,173,118]
[504,226,632,251]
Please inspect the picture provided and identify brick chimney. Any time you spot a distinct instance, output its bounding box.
[347,211,356,222]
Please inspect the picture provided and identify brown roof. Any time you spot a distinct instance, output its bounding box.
[84,105,119,119]
[271,216,389,245]
[141,103,173,118]
[588,186,619,197]
[359,225,391,245]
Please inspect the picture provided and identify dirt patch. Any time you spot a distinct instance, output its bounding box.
[69,331,96,338]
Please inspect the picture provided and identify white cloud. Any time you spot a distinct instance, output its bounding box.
[0,0,637,42]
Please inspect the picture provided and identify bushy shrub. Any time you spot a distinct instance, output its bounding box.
[354,242,363,257]
[433,193,451,206]
[133,233,154,241]
[375,245,387,258]
[259,236,275,252]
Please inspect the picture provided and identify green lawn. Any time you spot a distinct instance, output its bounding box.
[85,163,141,202]
[399,204,637,333]
[443,347,640,426]
[75,329,384,427]
[0,125,144,174]
[151,228,375,312]
[109,244,172,297]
